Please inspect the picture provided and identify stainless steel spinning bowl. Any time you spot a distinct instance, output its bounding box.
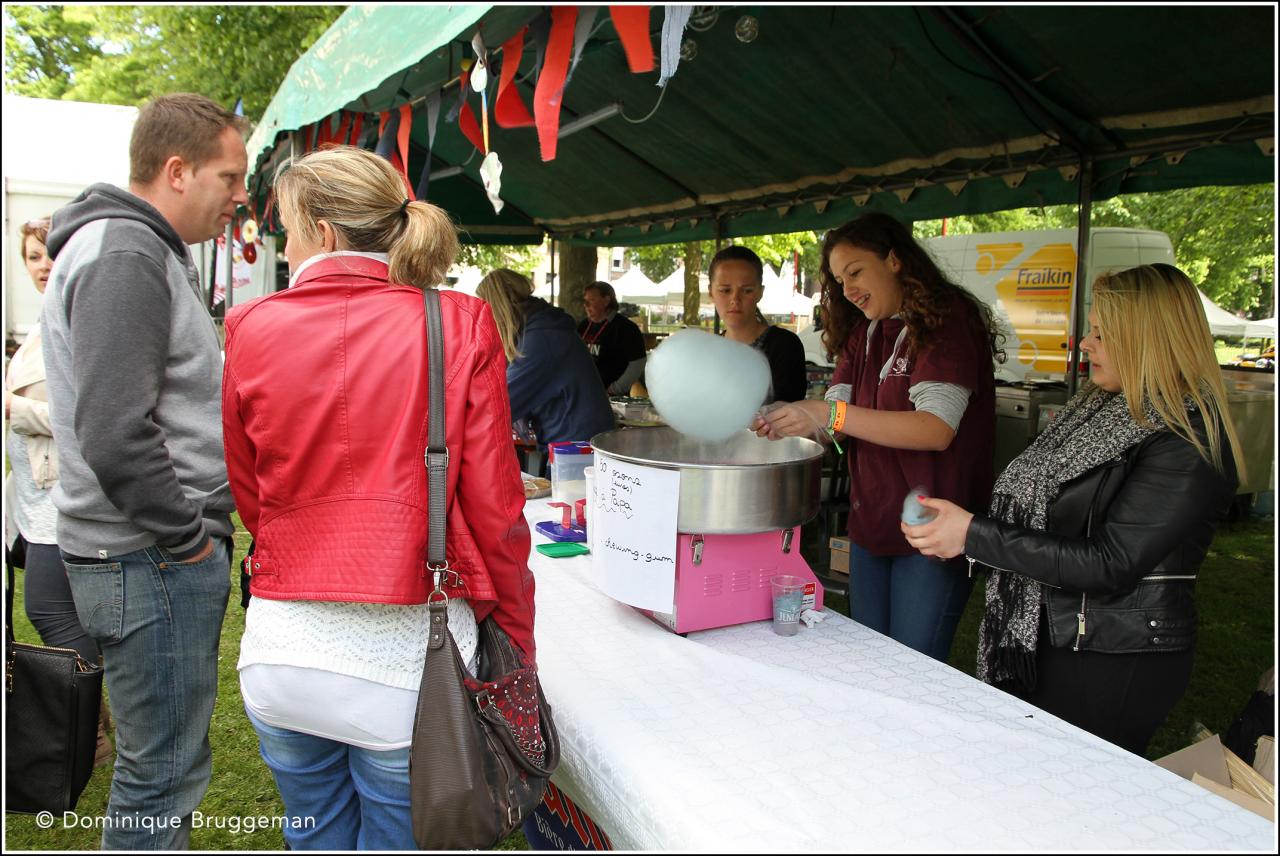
[590,427,824,534]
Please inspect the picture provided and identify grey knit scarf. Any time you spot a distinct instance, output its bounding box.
[976,385,1171,691]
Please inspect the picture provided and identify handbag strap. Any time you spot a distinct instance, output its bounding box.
[423,287,448,572]
[422,288,454,653]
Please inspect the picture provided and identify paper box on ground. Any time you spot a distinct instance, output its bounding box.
[1156,733,1275,821]
[1254,736,1274,786]
[829,537,850,575]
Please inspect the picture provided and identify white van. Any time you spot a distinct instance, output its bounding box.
[798,228,1175,381]
[926,228,1175,381]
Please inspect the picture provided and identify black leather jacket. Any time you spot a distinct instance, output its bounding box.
[965,413,1237,654]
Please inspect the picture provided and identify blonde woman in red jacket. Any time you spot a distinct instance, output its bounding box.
[221,146,535,850]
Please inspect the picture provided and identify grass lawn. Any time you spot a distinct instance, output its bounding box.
[5,513,1274,848]
[3,516,529,851]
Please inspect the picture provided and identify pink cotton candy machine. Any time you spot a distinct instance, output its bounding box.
[590,427,825,634]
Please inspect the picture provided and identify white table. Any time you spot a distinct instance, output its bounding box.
[524,502,1274,850]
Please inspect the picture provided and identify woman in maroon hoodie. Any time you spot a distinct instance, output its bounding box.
[222,146,535,850]
[757,212,1001,662]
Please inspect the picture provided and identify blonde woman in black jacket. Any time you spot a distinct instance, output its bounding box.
[902,263,1242,755]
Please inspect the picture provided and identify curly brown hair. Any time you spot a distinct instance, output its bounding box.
[818,212,1004,364]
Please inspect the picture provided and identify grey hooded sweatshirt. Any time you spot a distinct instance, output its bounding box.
[42,183,234,560]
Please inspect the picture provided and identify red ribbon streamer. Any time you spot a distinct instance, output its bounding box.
[394,103,415,200]
[333,111,352,146]
[534,5,577,162]
[609,6,653,73]
[457,70,486,153]
[496,27,535,128]
[349,113,364,147]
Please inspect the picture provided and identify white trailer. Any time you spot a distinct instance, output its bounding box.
[3,95,276,345]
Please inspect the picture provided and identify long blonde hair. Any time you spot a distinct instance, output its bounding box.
[1092,263,1243,479]
[274,145,458,290]
[477,268,535,361]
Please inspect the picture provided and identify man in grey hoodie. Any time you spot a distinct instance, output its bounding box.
[42,93,247,850]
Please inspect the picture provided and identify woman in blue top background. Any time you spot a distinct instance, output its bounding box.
[478,269,616,455]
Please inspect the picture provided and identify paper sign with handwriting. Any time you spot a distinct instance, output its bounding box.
[592,457,678,610]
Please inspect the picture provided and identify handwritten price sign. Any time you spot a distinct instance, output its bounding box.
[593,457,679,610]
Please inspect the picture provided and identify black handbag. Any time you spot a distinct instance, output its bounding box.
[408,287,560,849]
[5,571,104,814]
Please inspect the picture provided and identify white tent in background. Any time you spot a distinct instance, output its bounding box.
[658,266,710,296]
[446,266,485,297]
[611,267,666,304]
[1198,290,1248,337]
[533,274,556,300]
[658,266,711,313]
[1243,316,1276,340]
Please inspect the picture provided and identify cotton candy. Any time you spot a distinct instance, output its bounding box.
[646,328,770,442]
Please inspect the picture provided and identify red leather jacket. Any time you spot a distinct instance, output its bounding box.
[222,255,535,657]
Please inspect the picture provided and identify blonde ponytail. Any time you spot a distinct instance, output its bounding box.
[274,144,459,290]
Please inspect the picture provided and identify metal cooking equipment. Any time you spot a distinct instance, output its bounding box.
[994,382,1068,474]
[590,427,823,534]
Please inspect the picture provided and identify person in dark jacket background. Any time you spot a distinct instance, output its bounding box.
[479,269,616,452]
[577,280,647,395]
[902,263,1243,756]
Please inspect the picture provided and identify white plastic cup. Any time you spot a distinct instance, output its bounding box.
[770,574,805,636]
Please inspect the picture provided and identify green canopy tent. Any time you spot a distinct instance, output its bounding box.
[247,4,1274,246]
[245,4,1274,387]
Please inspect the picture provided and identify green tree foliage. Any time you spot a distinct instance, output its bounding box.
[4,5,345,120]
[3,5,102,99]
[456,243,544,279]
[628,231,823,285]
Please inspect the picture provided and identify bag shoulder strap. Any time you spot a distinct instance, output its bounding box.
[424,288,449,573]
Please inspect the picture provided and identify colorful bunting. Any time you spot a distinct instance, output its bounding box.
[609,6,654,73]
[534,5,577,162]
[562,6,600,92]
[496,27,535,128]
[394,103,414,199]
[457,70,487,153]
[415,91,442,200]
[658,6,694,87]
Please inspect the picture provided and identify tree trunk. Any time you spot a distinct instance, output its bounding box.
[682,241,703,327]
[557,244,599,322]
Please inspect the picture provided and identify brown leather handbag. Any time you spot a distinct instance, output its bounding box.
[409,288,560,849]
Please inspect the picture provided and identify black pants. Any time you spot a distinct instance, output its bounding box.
[20,540,101,664]
[1022,616,1194,756]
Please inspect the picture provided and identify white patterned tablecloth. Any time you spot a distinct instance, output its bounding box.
[524,503,1273,851]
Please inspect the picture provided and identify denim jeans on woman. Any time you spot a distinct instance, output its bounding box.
[63,539,230,850]
[847,543,973,662]
[245,708,414,850]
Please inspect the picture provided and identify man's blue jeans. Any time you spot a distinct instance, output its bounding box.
[245,708,415,850]
[64,540,230,850]
[847,543,973,662]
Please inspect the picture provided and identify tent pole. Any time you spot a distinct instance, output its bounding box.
[224,223,235,310]
[1067,157,1094,396]
[549,238,557,306]
[713,216,724,335]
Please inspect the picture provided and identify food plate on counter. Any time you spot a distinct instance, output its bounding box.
[522,474,552,499]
